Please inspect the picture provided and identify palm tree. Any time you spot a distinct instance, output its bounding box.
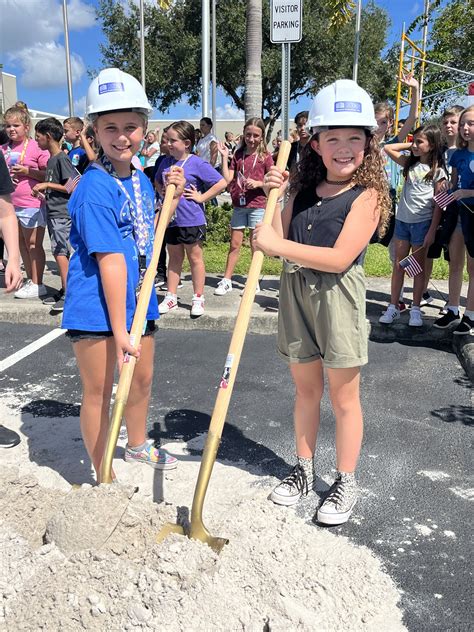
[244,0,263,119]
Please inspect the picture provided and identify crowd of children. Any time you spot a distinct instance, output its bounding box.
[0,67,472,523]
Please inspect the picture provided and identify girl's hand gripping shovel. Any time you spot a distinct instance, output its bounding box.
[156,141,291,552]
[100,181,178,484]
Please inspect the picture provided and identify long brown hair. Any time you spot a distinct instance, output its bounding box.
[457,105,474,149]
[168,120,195,153]
[290,130,392,237]
[403,124,444,181]
[235,117,269,160]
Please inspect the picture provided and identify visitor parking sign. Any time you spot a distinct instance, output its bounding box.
[270,0,302,43]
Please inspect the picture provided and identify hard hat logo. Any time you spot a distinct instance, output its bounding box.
[334,101,362,113]
[98,82,125,95]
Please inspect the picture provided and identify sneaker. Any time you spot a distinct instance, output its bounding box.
[154,274,166,288]
[43,288,65,305]
[420,291,433,307]
[316,472,357,526]
[240,282,261,296]
[439,302,449,315]
[191,294,205,317]
[214,278,232,296]
[270,462,315,506]
[124,441,177,470]
[398,301,407,313]
[118,425,128,442]
[0,424,21,448]
[379,304,400,324]
[409,307,423,327]
[453,314,474,336]
[433,309,461,329]
[159,293,178,314]
[50,296,65,313]
[14,280,47,299]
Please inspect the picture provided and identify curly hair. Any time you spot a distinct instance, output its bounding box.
[289,132,392,237]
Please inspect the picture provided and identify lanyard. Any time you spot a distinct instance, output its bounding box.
[237,151,258,192]
[98,155,150,258]
[5,138,29,166]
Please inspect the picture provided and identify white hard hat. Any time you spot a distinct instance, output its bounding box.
[86,68,152,116]
[308,79,377,131]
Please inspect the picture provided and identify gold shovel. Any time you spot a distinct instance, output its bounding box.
[100,182,177,484]
[157,141,291,552]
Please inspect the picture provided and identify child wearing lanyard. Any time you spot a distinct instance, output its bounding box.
[216,117,274,295]
[253,80,391,525]
[62,69,185,481]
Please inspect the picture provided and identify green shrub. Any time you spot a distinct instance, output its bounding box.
[205,202,232,243]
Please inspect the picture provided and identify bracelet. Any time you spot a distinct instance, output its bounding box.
[277,196,284,204]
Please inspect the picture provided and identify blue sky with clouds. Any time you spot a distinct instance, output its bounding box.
[1,0,450,121]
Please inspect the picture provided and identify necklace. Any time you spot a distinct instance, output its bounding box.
[325,177,353,185]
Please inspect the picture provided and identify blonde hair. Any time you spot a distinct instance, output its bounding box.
[236,117,269,160]
[3,105,30,128]
[457,105,474,149]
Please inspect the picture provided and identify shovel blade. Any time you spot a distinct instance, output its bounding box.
[156,521,228,554]
[156,522,186,543]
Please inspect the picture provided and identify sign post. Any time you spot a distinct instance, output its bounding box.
[270,0,302,140]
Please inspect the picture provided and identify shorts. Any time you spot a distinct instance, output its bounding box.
[231,207,265,230]
[15,206,47,229]
[47,216,71,257]
[66,320,157,343]
[165,225,206,245]
[459,202,474,258]
[394,218,432,245]
[277,265,368,369]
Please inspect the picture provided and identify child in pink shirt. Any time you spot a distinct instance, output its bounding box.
[2,105,49,298]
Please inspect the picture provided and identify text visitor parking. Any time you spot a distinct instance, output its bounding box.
[270,0,302,43]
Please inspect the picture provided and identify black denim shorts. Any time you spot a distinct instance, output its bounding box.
[66,320,157,343]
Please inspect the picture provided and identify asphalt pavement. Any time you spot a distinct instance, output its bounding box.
[0,324,472,631]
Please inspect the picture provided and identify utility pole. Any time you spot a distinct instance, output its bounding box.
[62,0,74,116]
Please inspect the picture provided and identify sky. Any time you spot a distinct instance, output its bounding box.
[0,0,453,122]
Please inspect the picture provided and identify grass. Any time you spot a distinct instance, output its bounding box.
[182,241,462,280]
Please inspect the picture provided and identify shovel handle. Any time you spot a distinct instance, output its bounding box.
[190,141,291,521]
[100,183,177,483]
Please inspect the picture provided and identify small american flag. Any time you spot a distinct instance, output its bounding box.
[64,172,81,194]
[434,189,456,209]
[399,253,423,278]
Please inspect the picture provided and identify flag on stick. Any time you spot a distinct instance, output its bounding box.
[399,253,423,278]
[434,189,456,209]
[64,173,81,194]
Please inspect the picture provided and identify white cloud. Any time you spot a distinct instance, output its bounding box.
[12,42,86,88]
[0,0,95,53]
[215,103,244,120]
[62,95,87,116]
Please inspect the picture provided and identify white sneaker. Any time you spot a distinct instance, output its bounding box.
[159,293,178,314]
[379,304,400,324]
[14,280,47,299]
[191,294,205,317]
[409,307,423,327]
[316,472,357,526]
[240,281,260,296]
[214,278,232,296]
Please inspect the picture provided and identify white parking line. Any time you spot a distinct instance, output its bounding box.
[0,328,65,372]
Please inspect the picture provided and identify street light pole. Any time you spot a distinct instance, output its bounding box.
[139,0,146,90]
[352,0,362,82]
[202,0,210,117]
[62,0,74,116]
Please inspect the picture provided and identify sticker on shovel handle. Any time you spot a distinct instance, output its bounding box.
[220,354,234,389]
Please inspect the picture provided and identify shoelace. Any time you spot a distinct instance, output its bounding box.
[281,464,309,496]
[323,478,347,508]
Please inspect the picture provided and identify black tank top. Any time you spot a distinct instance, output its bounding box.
[289,185,366,266]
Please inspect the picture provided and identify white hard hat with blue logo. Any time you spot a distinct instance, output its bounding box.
[86,68,152,116]
[308,79,377,131]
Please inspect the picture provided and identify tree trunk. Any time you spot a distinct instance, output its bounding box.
[244,0,262,120]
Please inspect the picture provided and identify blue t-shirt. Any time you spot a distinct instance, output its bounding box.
[62,166,159,331]
[155,154,222,227]
[449,148,474,205]
[68,147,89,174]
